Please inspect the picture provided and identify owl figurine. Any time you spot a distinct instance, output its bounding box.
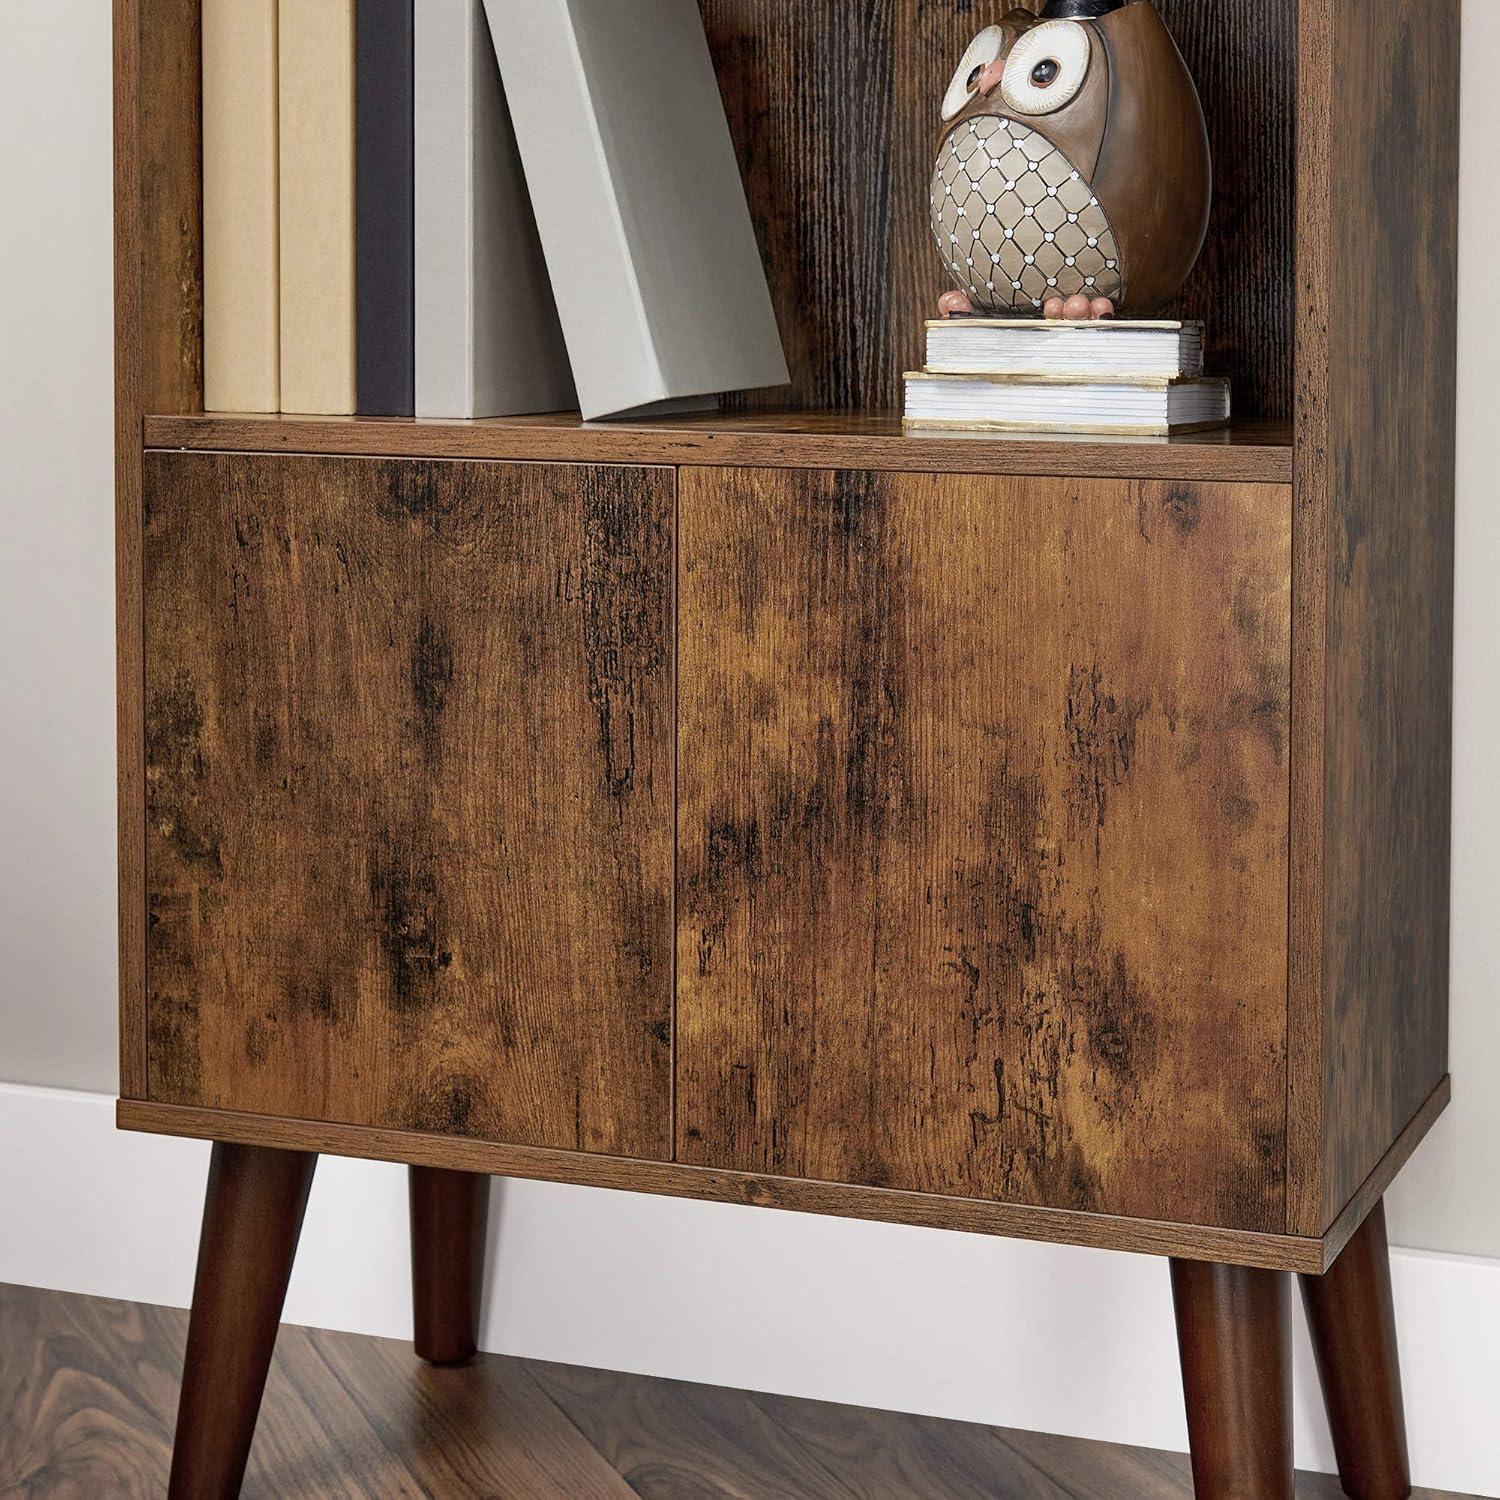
[931,0,1210,319]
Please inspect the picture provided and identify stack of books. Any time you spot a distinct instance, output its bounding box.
[903,319,1230,436]
[201,0,787,422]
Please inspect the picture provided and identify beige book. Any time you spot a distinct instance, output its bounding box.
[278,0,356,415]
[202,0,279,412]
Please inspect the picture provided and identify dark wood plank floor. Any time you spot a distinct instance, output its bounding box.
[0,1282,1477,1499]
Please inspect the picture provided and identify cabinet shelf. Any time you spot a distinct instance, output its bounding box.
[143,409,1293,484]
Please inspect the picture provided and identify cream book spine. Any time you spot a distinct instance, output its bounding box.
[278,0,356,415]
[202,0,279,413]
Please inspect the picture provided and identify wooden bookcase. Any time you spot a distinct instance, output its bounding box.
[113,2,1457,1495]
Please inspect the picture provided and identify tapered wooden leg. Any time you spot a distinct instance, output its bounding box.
[409,1166,489,1365]
[168,1142,317,1500]
[1170,1258,1294,1500]
[1300,1200,1411,1500]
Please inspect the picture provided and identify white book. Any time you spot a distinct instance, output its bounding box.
[203,0,279,412]
[278,0,356,416]
[414,0,574,419]
[903,373,1231,437]
[924,319,1205,380]
[483,0,789,421]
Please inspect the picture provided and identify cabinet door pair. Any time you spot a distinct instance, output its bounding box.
[144,454,1291,1232]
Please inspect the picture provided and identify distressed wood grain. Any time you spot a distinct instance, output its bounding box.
[676,467,1292,1232]
[141,453,674,1156]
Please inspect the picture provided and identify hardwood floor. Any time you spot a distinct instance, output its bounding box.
[0,1282,1478,1499]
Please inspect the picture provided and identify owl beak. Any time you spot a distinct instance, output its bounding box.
[975,56,1005,97]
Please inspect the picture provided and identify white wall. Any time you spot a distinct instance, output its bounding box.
[0,3,1497,1490]
[0,1,118,1093]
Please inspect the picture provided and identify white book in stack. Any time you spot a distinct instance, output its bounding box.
[905,319,1229,436]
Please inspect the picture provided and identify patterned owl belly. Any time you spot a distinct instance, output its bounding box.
[932,114,1123,312]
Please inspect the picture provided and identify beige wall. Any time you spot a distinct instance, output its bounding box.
[0,3,1494,1255]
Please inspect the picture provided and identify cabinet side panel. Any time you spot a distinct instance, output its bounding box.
[677,467,1292,1233]
[1292,0,1459,1234]
[139,0,203,412]
[142,453,675,1157]
[115,0,146,1096]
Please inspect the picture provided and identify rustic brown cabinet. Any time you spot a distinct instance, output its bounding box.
[676,467,1293,1228]
[114,2,1456,1496]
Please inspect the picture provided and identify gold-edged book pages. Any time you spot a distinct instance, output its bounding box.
[902,371,1231,438]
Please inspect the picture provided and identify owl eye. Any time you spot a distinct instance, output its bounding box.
[941,27,1006,122]
[1000,20,1091,116]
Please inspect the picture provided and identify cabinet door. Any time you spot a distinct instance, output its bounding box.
[677,467,1291,1231]
[143,453,673,1157]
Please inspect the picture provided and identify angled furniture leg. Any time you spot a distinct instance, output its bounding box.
[1300,1199,1411,1500]
[168,1142,318,1500]
[1170,1257,1294,1500]
[409,1165,490,1365]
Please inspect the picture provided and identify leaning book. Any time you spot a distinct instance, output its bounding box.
[483,0,788,420]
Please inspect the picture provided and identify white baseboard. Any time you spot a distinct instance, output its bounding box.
[1,1081,1494,1497]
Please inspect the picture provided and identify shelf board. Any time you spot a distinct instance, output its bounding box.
[144,409,1293,484]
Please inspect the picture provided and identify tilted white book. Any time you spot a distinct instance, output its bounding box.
[482,0,789,420]
[414,0,574,419]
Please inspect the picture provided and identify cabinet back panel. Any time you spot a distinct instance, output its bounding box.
[701,0,1294,417]
[142,453,674,1156]
[676,467,1292,1232]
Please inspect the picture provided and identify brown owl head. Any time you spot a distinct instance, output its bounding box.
[932,0,1210,314]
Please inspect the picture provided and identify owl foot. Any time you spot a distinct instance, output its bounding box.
[1044,294,1116,321]
[937,290,975,318]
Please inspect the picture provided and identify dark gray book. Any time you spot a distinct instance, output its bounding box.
[356,0,415,416]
